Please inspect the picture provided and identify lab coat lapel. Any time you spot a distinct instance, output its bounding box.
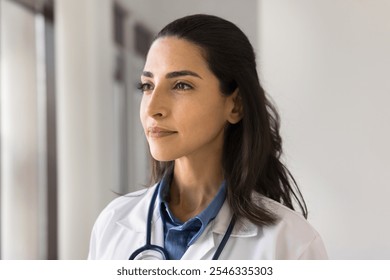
[181,200,232,260]
[116,186,164,250]
[180,224,216,260]
[181,200,258,260]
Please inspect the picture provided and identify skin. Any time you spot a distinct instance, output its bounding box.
[139,37,241,222]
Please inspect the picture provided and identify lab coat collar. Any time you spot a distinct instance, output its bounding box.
[116,185,258,237]
[116,184,259,259]
[211,200,258,237]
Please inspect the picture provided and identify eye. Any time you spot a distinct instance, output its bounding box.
[137,82,154,93]
[173,82,193,91]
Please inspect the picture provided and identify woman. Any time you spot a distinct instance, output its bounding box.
[88,14,327,260]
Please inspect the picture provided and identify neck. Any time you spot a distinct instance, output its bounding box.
[168,155,224,221]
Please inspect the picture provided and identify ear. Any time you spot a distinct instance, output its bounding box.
[226,88,243,124]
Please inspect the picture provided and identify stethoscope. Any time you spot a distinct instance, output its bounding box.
[129,183,236,260]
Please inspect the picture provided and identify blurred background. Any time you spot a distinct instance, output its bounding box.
[0,0,389,259]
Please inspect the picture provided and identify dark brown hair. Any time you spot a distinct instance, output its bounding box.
[148,14,307,226]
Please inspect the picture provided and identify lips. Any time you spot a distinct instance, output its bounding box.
[148,127,177,138]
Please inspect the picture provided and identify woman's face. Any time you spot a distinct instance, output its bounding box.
[140,37,238,162]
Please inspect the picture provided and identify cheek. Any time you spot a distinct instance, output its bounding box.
[178,103,226,135]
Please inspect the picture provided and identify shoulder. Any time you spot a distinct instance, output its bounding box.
[262,196,314,232]
[93,186,155,230]
[88,186,157,259]
[254,195,328,259]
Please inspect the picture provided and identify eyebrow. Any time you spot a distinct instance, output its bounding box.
[142,70,203,79]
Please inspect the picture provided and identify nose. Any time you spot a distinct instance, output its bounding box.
[142,85,169,119]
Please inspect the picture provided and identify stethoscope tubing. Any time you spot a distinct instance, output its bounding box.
[129,183,235,260]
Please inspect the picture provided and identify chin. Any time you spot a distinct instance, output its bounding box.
[150,150,176,162]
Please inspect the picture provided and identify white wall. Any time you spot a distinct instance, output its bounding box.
[258,0,390,259]
[117,0,258,50]
[1,0,40,259]
[55,0,116,259]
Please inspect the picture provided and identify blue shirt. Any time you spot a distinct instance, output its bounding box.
[158,175,227,260]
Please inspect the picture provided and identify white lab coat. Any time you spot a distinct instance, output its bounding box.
[88,184,328,260]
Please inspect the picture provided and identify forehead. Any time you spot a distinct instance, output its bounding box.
[144,37,209,74]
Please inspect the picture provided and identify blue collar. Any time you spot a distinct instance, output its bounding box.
[158,174,226,252]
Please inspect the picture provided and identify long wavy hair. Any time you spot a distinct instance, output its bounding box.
[147,14,307,226]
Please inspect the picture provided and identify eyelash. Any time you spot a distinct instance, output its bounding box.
[136,81,193,93]
[137,82,153,92]
[173,82,193,91]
